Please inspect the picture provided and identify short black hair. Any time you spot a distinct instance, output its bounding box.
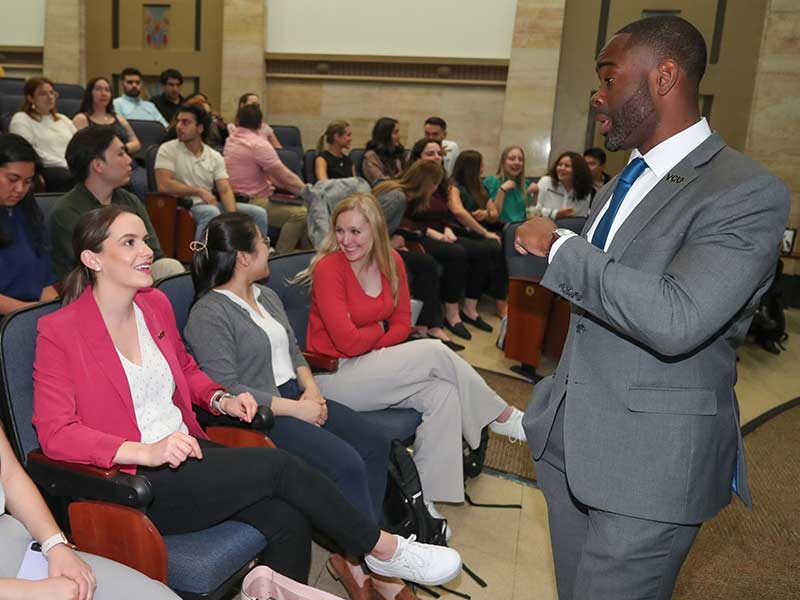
[424,116,447,130]
[65,126,118,182]
[616,15,707,85]
[237,104,263,130]
[583,147,607,165]
[176,104,211,142]
[120,67,142,80]
[160,68,183,84]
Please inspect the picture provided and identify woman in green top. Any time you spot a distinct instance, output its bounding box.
[483,146,538,223]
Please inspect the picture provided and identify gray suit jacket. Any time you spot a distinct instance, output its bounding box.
[184,285,309,408]
[522,133,790,525]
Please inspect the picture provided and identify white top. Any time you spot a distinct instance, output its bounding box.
[550,118,713,260]
[9,112,76,169]
[155,139,229,205]
[214,287,295,386]
[442,139,460,174]
[116,304,188,444]
[531,175,591,220]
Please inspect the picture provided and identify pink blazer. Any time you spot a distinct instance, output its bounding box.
[33,286,221,474]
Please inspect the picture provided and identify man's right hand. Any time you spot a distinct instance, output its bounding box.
[199,189,218,206]
[143,432,203,468]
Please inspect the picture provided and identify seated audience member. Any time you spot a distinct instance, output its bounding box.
[527,151,593,219]
[450,150,499,225]
[301,193,526,530]
[583,146,612,194]
[154,104,268,241]
[9,77,77,192]
[362,118,405,186]
[423,117,459,175]
[33,204,461,588]
[315,121,355,181]
[185,213,419,600]
[227,93,283,148]
[184,93,228,150]
[406,140,507,327]
[224,104,308,254]
[50,126,184,282]
[112,67,168,127]
[0,134,58,315]
[483,146,537,223]
[151,68,185,124]
[0,420,181,599]
[73,76,147,199]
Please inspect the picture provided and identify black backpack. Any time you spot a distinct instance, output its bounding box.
[382,440,448,546]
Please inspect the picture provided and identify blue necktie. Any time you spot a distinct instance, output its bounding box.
[591,157,648,249]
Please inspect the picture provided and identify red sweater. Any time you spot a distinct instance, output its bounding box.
[307,250,411,358]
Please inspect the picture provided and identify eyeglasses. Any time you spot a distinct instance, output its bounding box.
[258,238,271,249]
[35,90,59,98]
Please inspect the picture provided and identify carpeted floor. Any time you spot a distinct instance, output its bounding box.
[479,368,538,482]
[674,403,800,599]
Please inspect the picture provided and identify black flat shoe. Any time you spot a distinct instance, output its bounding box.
[441,339,466,352]
[444,319,472,340]
[460,311,493,333]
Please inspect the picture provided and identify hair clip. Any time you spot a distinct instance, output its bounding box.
[189,229,209,253]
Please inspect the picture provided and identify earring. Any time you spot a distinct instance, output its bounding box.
[95,267,101,272]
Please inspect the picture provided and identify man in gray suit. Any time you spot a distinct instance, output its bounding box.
[515,16,790,600]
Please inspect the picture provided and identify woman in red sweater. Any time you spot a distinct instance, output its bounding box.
[303,193,526,534]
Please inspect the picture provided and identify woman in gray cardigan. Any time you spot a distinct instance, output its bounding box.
[184,213,418,600]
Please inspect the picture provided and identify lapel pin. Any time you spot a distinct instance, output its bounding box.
[158,330,165,339]
[665,173,684,184]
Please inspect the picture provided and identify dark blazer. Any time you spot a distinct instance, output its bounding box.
[33,287,221,474]
[523,133,790,524]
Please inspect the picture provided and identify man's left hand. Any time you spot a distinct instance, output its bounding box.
[515,217,557,257]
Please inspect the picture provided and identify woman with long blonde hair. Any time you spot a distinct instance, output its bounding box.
[304,192,527,537]
[483,145,538,223]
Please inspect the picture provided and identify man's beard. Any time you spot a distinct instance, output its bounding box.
[604,80,656,152]
[126,89,140,98]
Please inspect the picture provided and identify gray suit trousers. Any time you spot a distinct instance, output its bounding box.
[537,399,700,600]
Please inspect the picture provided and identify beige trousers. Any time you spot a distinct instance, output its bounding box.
[250,197,310,254]
[315,339,507,503]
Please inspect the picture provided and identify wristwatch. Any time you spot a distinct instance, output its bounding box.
[41,531,74,559]
[550,228,574,249]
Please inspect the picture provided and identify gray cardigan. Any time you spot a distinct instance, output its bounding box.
[184,285,309,408]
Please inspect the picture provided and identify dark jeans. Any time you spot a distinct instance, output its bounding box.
[422,235,505,302]
[399,250,444,328]
[140,441,380,583]
[269,379,390,522]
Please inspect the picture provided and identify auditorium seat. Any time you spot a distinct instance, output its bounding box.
[0,301,268,598]
[0,77,25,96]
[303,149,317,184]
[57,98,81,119]
[271,125,304,163]
[502,217,586,377]
[349,148,366,179]
[53,82,85,100]
[277,147,304,179]
[129,119,167,164]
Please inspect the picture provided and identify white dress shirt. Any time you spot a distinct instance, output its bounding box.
[549,118,712,261]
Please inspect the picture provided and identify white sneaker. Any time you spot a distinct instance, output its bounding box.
[489,407,527,443]
[424,501,452,541]
[364,535,462,586]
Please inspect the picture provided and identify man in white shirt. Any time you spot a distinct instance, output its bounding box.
[113,67,168,128]
[154,104,268,240]
[515,15,789,600]
[424,117,459,174]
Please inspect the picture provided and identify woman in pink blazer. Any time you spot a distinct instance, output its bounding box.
[31,205,461,591]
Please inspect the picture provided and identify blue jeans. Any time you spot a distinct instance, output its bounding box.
[268,379,391,523]
[190,201,269,240]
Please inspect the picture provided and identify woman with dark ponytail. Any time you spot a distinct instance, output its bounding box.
[34,206,462,593]
[0,133,59,315]
[314,121,355,181]
[185,213,426,600]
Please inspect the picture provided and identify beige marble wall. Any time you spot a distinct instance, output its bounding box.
[265,80,507,170]
[498,0,566,176]
[745,0,800,272]
[43,0,85,84]
[220,0,265,121]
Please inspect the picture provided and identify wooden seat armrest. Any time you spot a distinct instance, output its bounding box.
[27,450,153,508]
[303,351,339,373]
[207,426,277,449]
[69,500,168,584]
